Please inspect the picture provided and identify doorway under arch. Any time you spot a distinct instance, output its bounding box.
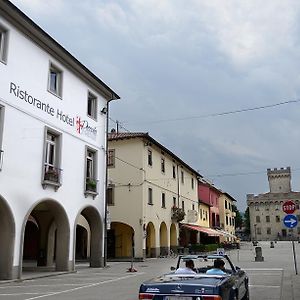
[75,206,103,267]
[170,223,177,251]
[159,222,168,256]
[107,222,134,259]
[146,222,156,258]
[21,199,70,276]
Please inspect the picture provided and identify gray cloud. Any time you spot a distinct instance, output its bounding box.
[11,0,300,211]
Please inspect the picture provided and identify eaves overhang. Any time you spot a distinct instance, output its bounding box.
[108,132,203,178]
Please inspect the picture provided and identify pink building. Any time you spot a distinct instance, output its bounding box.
[198,180,221,228]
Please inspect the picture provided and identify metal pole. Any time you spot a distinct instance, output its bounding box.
[292,240,298,275]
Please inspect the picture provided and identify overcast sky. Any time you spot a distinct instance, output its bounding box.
[11,0,300,211]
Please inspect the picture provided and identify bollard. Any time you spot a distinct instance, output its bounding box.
[255,246,264,262]
[270,241,274,248]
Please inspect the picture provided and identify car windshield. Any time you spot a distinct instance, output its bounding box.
[176,255,234,274]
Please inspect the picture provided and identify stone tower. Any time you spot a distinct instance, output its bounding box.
[267,167,291,193]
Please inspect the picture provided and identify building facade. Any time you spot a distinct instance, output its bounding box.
[0,0,119,279]
[247,167,300,241]
[107,132,201,259]
[218,192,236,242]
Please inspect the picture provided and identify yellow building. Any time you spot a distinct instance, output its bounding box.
[107,132,201,259]
[218,192,237,242]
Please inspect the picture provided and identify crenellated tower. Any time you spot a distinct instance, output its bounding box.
[267,167,291,193]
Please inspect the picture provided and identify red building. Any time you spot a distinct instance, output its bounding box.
[198,180,221,228]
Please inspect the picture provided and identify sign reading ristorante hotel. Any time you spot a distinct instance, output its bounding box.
[9,82,97,139]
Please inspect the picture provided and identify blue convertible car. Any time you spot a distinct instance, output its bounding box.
[138,254,249,300]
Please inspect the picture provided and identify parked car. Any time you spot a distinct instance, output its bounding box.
[138,253,249,300]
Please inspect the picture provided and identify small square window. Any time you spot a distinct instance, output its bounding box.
[107,185,115,206]
[107,149,115,167]
[87,92,97,119]
[0,26,8,63]
[48,63,63,97]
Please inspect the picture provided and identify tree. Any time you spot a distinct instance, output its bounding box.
[244,207,250,234]
[232,204,243,228]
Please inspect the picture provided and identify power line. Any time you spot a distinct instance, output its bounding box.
[207,167,300,178]
[125,99,300,125]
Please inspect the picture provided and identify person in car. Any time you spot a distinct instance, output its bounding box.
[206,259,226,275]
[175,259,196,274]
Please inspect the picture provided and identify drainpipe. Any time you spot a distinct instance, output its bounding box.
[104,96,113,267]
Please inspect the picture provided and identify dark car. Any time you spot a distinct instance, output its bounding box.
[138,253,249,300]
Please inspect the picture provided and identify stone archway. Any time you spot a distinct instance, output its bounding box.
[75,206,103,268]
[21,199,70,275]
[159,222,168,256]
[108,222,134,259]
[0,196,15,280]
[170,223,177,251]
[146,222,156,258]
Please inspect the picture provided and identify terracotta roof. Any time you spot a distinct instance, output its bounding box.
[108,132,202,178]
[108,132,147,140]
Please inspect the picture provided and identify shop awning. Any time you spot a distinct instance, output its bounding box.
[214,228,236,238]
[181,224,222,237]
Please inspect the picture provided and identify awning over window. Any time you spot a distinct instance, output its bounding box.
[181,224,222,237]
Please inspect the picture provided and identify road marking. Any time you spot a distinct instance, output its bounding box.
[0,284,89,289]
[24,272,144,300]
[249,285,280,288]
[243,268,283,271]
[0,292,45,296]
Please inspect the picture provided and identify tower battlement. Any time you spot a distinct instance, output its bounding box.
[267,167,291,193]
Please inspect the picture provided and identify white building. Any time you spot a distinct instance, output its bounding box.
[108,132,201,259]
[0,0,119,279]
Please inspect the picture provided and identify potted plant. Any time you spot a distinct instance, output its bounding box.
[171,206,185,222]
[44,168,59,182]
[86,179,97,192]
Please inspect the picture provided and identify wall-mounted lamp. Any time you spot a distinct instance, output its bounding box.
[101,107,107,114]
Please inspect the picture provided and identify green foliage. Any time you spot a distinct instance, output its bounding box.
[244,207,250,234]
[189,243,219,253]
[232,204,243,228]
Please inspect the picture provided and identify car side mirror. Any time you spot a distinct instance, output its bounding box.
[170,266,176,271]
[235,266,241,271]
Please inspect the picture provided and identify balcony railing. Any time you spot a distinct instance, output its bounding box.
[42,166,62,190]
[0,150,3,170]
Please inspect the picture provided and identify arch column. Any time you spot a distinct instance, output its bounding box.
[0,196,15,280]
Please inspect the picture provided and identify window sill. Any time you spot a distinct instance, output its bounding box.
[148,203,153,206]
[47,89,62,99]
[84,190,98,199]
[42,180,61,191]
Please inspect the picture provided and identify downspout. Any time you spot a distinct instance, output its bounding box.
[104,96,113,267]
